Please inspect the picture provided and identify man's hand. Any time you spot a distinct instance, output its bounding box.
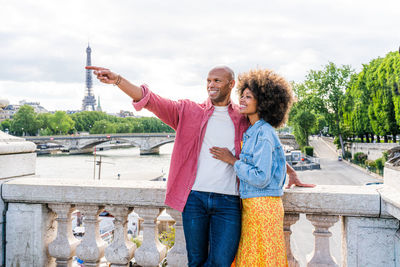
[209,147,237,165]
[285,165,315,189]
[86,66,118,84]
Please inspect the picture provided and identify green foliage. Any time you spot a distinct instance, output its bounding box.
[159,226,175,250]
[333,136,341,149]
[344,151,352,160]
[365,159,376,168]
[311,115,327,135]
[303,62,354,136]
[90,120,117,134]
[353,152,368,164]
[382,151,388,162]
[0,119,11,131]
[291,109,315,147]
[375,158,384,171]
[130,237,142,248]
[49,111,75,134]
[70,111,110,132]
[303,146,314,156]
[366,54,398,139]
[69,111,173,134]
[10,105,39,136]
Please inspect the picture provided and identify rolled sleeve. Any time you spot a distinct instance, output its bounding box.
[132,84,151,111]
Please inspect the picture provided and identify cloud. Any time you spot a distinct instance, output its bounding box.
[1,0,399,113]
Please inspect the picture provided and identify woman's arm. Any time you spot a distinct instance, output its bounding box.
[210,145,315,188]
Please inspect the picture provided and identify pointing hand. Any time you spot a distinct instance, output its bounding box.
[86,66,118,84]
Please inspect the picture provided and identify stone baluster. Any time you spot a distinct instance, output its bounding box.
[134,207,167,266]
[166,208,187,267]
[104,205,136,267]
[284,213,300,267]
[48,204,81,267]
[75,205,107,267]
[306,214,339,267]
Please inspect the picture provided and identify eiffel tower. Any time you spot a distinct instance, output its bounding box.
[82,44,97,111]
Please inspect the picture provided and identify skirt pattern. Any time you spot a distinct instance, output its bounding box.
[233,196,288,267]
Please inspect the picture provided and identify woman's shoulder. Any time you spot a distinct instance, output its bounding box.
[257,121,280,143]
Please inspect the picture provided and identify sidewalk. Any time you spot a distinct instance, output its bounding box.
[319,137,383,180]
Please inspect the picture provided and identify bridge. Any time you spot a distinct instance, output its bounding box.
[25,133,176,155]
[25,133,299,155]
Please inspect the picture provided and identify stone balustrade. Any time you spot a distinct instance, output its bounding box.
[1,178,399,267]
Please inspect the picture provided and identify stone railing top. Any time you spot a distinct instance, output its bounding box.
[0,130,36,155]
[2,178,392,218]
[283,184,390,217]
[2,178,167,207]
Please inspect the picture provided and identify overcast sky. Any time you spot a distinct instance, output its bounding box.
[1,0,399,116]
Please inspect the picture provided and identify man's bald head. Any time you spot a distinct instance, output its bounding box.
[208,66,235,81]
[207,65,235,106]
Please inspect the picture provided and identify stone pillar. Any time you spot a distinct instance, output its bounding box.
[6,203,56,267]
[166,208,187,267]
[0,130,36,266]
[377,162,400,265]
[48,204,80,267]
[342,216,399,267]
[134,207,167,267]
[75,205,107,267]
[104,205,135,267]
[284,213,300,267]
[306,214,339,267]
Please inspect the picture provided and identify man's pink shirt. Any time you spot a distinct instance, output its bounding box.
[133,85,249,212]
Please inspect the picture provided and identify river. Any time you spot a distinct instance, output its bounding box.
[35,143,174,181]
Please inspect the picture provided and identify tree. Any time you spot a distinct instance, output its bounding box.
[90,120,117,134]
[10,105,38,136]
[367,53,398,142]
[49,111,75,135]
[36,113,52,135]
[342,70,374,142]
[303,62,354,156]
[69,111,109,132]
[0,119,11,132]
[291,110,315,147]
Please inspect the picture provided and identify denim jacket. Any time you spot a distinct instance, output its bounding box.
[233,119,286,198]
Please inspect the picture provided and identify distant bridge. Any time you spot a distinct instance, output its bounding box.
[25,133,176,155]
[25,133,298,155]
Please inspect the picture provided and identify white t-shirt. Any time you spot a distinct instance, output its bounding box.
[192,106,238,195]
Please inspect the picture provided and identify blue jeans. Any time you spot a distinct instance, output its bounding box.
[182,190,241,267]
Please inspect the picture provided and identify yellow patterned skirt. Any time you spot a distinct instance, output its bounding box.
[232,196,288,267]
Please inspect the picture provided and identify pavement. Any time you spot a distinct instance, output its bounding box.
[288,136,381,266]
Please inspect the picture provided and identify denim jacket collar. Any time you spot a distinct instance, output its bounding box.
[245,119,271,138]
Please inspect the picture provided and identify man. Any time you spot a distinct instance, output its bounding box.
[87,65,312,266]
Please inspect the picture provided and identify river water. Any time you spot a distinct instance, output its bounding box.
[35,143,174,181]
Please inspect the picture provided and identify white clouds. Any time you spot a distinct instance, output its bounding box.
[1,0,399,113]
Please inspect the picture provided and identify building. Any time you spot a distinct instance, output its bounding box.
[0,99,48,122]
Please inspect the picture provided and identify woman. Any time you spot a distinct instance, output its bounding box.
[210,68,293,266]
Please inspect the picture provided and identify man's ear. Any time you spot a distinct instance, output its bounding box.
[230,80,235,89]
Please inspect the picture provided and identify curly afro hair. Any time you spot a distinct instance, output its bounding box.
[237,69,294,128]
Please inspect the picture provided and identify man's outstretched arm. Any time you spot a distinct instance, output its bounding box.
[285,163,315,188]
[86,66,143,101]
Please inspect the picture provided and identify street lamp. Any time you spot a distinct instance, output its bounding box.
[21,127,24,136]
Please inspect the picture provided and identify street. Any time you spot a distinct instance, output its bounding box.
[288,137,381,266]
